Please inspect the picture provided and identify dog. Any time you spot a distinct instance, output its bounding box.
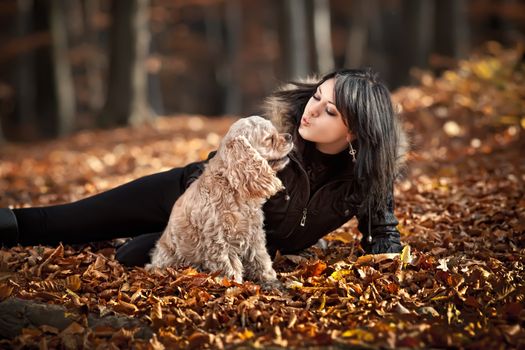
[146,116,293,288]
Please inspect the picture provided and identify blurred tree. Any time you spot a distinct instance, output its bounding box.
[81,0,104,113]
[49,0,76,136]
[101,0,152,127]
[399,0,434,79]
[313,0,334,74]
[224,0,242,114]
[13,0,37,139]
[435,0,470,59]
[345,0,368,68]
[285,0,312,79]
[204,2,226,113]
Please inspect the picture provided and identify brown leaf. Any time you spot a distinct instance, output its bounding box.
[149,333,165,350]
[0,283,13,301]
[306,260,327,277]
[36,244,64,277]
[65,275,82,292]
[187,331,211,350]
[110,299,138,315]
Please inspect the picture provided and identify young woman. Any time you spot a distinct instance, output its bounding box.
[0,68,407,266]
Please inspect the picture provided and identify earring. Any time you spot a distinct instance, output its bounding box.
[348,142,357,162]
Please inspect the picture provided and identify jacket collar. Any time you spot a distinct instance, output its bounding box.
[290,127,355,181]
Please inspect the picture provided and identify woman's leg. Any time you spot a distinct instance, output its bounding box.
[115,231,161,267]
[11,167,188,246]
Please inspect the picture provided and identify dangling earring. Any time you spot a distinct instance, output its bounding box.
[348,141,357,163]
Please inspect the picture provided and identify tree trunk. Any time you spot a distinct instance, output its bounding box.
[451,0,469,59]
[15,0,36,126]
[224,0,242,115]
[49,0,76,136]
[10,0,37,141]
[81,0,104,113]
[101,0,152,127]
[204,2,226,114]
[400,0,434,77]
[32,0,58,139]
[313,0,334,74]
[286,0,311,79]
[345,0,368,68]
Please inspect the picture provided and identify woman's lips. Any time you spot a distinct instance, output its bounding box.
[301,117,310,126]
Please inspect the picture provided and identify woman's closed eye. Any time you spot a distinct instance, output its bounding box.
[313,92,337,116]
[326,108,337,116]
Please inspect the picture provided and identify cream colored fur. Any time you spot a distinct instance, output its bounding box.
[146,116,293,286]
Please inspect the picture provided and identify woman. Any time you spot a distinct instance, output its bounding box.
[0,68,407,266]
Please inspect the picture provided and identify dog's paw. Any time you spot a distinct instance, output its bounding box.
[144,263,158,272]
[260,279,285,292]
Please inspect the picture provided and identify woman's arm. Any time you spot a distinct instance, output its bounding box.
[183,151,217,189]
[357,192,403,254]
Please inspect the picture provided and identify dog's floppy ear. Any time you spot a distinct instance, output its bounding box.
[223,135,284,198]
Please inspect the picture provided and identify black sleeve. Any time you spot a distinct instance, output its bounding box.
[356,191,402,253]
[182,151,217,189]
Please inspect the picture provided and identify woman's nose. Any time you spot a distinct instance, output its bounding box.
[309,102,322,118]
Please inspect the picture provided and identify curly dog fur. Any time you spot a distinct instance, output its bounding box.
[146,116,293,285]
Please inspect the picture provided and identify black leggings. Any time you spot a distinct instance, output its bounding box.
[13,167,189,266]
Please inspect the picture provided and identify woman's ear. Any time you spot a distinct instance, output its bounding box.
[345,132,354,143]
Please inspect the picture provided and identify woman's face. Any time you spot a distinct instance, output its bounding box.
[298,78,352,154]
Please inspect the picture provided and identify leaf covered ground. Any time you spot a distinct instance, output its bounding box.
[0,44,524,349]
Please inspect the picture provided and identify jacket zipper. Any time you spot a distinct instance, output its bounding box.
[289,153,352,229]
[300,208,307,226]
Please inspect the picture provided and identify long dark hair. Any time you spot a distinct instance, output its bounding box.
[268,68,405,214]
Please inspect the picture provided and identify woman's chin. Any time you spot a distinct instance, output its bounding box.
[298,126,309,140]
[298,127,316,143]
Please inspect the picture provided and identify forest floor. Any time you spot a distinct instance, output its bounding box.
[0,47,524,349]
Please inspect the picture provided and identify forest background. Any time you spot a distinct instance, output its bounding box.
[0,0,523,141]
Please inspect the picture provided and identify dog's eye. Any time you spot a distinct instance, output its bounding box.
[266,135,274,144]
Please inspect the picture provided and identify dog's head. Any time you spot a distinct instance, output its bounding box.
[219,116,294,198]
[223,116,294,172]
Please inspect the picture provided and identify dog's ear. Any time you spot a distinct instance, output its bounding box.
[223,136,284,198]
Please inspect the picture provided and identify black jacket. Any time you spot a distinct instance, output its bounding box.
[183,142,400,255]
[181,85,408,254]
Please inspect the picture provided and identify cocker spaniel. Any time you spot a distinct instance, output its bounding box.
[146,116,293,288]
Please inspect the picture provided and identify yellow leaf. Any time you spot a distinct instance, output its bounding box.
[473,61,495,79]
[341,329,374,341]
[318,294,326,311]
[330,269,352,281]
[239,329,254,340]
[400,245,412,267]
[499,115,519,125]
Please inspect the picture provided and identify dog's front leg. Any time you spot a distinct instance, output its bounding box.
[206,253,244,283]
[243,233,281,289]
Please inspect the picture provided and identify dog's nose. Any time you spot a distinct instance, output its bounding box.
[283,133,292,142]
